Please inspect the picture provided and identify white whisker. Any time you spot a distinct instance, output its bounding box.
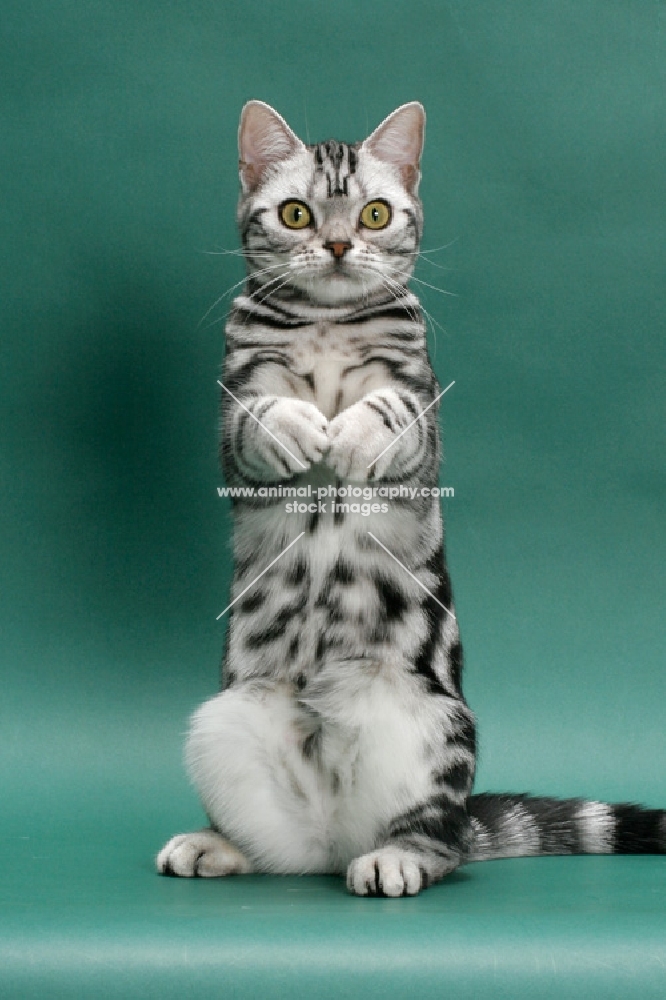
[414,256,454,272]
[402,238,460,256]
[408,275,457,298]
[198,263,286,329]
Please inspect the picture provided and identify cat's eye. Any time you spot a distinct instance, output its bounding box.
[280,201,312,230]
[359,200,392,230]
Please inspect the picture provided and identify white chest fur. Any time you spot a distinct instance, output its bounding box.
[288,321,394,419]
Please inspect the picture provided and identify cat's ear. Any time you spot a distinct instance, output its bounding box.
[361,102,425,193]
[238,101,305,193]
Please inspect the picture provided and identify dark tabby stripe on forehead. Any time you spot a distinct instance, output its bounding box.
[312,140,359,197]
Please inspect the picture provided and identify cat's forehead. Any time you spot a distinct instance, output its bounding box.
[309,140,360,198]
[256,140,411,211]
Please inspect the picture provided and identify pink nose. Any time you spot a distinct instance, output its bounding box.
[324,240,352,259]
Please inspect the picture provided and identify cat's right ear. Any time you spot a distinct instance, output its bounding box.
[238,101,304,193]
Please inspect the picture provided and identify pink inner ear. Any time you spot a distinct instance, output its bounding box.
[238,101,303,191]
[363,103,425,182]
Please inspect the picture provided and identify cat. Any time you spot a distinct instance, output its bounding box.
[156,100,666,896]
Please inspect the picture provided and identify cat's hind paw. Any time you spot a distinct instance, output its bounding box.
[156,829,252,878]
[346,847,426,897]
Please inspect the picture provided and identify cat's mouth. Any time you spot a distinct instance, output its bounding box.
[323,258,356,279]
[291,258,385,305]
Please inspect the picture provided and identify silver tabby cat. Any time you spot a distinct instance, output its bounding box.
[157,101,665,896]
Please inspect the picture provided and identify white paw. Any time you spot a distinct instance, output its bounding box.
[156,830,252,878]
[255,398,329,475]
[346,847,425,897]
[327,399,399,481]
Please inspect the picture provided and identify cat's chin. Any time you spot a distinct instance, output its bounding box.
[295,272,385,308]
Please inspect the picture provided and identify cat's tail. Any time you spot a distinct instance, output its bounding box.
[467,792,666,861]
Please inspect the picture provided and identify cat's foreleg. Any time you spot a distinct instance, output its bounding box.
[327,387,435,481]
[224,394,329,479]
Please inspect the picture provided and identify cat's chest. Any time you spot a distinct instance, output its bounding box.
[289,322,382,419]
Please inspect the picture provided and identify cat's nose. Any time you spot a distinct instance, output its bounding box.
[323,240,352,259]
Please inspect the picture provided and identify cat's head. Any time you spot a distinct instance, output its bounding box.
[237,101,425,307]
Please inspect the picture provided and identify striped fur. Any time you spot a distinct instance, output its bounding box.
[468,794,666,861]
[157,102,665,896]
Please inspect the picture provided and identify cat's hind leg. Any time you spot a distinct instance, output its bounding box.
[157,829,252,877]
[165,682,331,875]
[346,846,427,897]
[345,799,472,897]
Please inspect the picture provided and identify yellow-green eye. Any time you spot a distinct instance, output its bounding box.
[360,200,391,230]
[280,201,312,229]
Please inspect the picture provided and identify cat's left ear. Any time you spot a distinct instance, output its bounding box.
[361,102,425,193]
[238,101,305,193]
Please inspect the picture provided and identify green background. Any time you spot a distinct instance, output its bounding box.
[1,1,664,996]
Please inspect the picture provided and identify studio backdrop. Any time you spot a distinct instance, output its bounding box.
[1,2,664,998]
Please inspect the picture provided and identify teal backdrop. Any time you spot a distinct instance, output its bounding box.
[1,2,665,997]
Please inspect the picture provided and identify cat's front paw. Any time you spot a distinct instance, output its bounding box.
[346,847,426,897]
[156,830,252,877]
[252,398,329,476]
[327,399,397,481]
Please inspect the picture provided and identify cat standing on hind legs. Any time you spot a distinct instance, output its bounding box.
[157,100,666,896]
